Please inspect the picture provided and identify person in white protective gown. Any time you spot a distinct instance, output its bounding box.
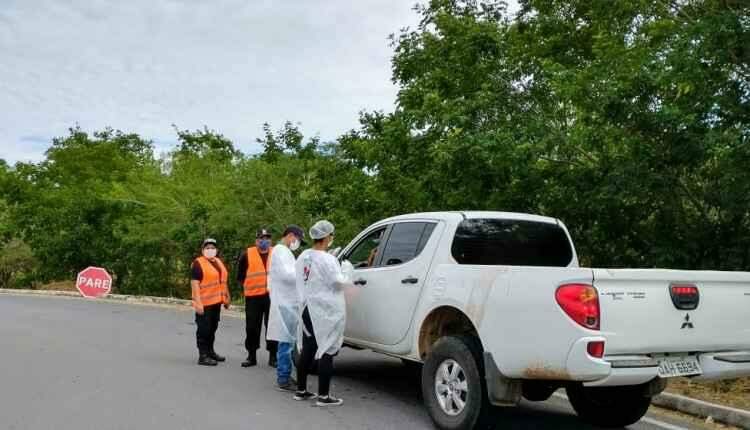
[292,220,353,407]
[266,225,307,391]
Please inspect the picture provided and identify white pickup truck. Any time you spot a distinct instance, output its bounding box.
[335,211,750,429]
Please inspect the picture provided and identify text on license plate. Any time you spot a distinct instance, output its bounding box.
[657,356,702,378]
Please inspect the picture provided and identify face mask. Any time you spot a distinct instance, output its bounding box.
[203,249,217,259]
[258,239,271,251]
[290,239,301,251]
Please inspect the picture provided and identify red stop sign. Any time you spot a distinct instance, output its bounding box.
[76,266,113,298]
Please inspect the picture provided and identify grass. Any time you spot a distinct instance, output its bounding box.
[667,377,750,411]
[35,280,77,291]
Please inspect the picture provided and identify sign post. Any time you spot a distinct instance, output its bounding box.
[75,266,113,298]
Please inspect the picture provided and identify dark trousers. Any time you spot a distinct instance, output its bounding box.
[297,307,334,396]
[195,303,221,355]
[245,294,278,356]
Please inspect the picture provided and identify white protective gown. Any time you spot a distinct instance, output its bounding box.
[266,243,300,343]
[296,249,353,359]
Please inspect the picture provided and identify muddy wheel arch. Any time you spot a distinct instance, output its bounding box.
[418,306,481,359]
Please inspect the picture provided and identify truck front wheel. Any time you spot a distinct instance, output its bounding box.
[566,384,652,428]
[421,335,490,430]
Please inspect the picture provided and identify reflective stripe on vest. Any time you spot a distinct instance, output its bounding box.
[196,256,229,306]
[243,246,272,297]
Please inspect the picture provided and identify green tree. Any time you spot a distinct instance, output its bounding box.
[7,128,155,285]
[344,0,750,270]
[511,0,750,268]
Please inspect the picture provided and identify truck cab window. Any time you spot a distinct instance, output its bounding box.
[451,218,573,266]
[345,228,386,269]
[380,222,436,266]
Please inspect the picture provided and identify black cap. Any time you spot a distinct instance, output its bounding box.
[282,224,307,246]
[256,228,272,239]
[202,238,217,248]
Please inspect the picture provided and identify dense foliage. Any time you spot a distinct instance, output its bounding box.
[1,0,748,296]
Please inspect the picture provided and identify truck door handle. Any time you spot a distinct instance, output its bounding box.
[353,278,367,286]
[401,276,419,284]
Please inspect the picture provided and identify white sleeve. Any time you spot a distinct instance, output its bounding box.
[277,247,297,284]
[322,254,351,289]
[295,251,308,303]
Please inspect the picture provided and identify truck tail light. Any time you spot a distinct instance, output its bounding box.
[587,341,605,358]
[670,283,700,310]
[555,283,600,330]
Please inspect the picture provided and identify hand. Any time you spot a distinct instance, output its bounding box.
[194,302,204,315]
[223,302,230,310]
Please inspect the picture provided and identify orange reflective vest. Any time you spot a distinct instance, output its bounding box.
[243,246,273,297]
[194,256,230,306]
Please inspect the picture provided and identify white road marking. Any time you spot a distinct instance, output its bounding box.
[551,392,690,430]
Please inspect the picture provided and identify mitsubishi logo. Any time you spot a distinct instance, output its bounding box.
[681,313,694,329]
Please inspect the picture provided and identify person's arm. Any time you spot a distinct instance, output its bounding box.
[191,261,204,314]
[324,255,352,290]
[278,248,297,284]
[295,253,306,304]
[235,250,248,294]
[366,248,377,267]
[191,279,203,314]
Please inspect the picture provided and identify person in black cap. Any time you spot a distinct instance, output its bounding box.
[190,238,230,366]
[236,228,278,367]
[266,225,307,390]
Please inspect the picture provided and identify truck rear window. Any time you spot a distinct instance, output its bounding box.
[451,218,573,266]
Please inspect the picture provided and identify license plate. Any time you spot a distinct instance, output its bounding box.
[657,356,702,378]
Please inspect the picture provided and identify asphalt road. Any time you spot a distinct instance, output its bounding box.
[0,294,717,430]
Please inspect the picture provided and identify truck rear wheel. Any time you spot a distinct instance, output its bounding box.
[566,384,652,428]
[421,335,490,430]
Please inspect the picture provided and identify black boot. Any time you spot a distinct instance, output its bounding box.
[198,354,218,366]
[208,351,226,362]
[241,353,257,368]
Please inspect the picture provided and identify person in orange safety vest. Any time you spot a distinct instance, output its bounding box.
[190,238,230,366]
[236,228,278,367]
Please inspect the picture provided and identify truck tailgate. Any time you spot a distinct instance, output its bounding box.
[593,269,750,355]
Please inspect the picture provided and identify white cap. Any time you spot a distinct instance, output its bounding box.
[309,220,335,240]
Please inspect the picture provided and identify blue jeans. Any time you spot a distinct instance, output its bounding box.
[277,342,293,385]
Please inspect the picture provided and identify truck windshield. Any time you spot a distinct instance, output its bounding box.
[451,218,573,266]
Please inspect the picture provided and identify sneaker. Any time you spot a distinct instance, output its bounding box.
[276,380,296,392]
[316,395,343,407]
[293,390,317,401]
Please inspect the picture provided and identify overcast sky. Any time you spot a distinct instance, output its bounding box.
[0,0,422,163]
